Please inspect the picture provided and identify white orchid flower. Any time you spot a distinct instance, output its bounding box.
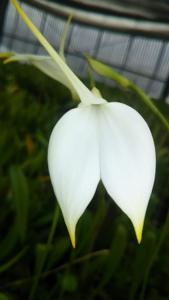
[12,0,156,247]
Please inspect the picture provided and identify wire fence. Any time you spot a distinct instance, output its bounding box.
[1,0,169,102]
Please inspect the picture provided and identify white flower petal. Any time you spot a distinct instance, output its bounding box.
[98,102,156,242]
[48,106,100,247]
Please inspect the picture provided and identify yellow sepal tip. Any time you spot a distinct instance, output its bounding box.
[134,223,143,244]
[70,234,76,249]
[67,226,76,248]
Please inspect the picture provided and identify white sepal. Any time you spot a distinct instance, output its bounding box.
[5,54,76,94]
[98,102,156,242]
[48,106,100,247]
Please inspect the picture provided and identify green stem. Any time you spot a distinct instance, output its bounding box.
[0,246,28,273]
[140,212,169,300]
[1,249,109,290]
[28,205,59,300]
[87,56,169,131]
[59,15,72,61]
[82,194,107,281]
[129,83,169,131]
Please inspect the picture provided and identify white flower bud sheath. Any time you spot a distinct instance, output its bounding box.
[12,0,156,247]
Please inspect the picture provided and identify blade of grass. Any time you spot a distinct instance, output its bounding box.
[100,223,128,288]
[0,247,28,273]
[0,249,109,290]
[81,185,107,279]
[129,230,156,300]
[140,212,169,300]
[10,165,29,242]
[28,205,59,300]
[59,15,73,61]
[0,224,18,260]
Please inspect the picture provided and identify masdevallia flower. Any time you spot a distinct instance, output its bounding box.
[11,0,156,247]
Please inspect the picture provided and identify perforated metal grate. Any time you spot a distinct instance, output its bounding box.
[1,0,169,101]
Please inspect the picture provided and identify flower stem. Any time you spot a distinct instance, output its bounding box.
[28,205,59,300]
[129,82,169,131]
[87,56,169,131]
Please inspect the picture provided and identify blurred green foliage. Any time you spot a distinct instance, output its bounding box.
[0,61,169,300]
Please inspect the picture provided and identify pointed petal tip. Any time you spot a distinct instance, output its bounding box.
[70,231,76,248]
[67,225,76,248]
[136,230,142,244]
[134,222,144,244]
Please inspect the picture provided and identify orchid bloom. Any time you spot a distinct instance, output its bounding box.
[10,0,156,247]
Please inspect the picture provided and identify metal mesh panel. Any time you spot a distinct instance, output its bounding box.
[1,0,169,101]
[97,32,131,66]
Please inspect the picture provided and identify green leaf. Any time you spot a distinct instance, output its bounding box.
[9,165,29,242]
